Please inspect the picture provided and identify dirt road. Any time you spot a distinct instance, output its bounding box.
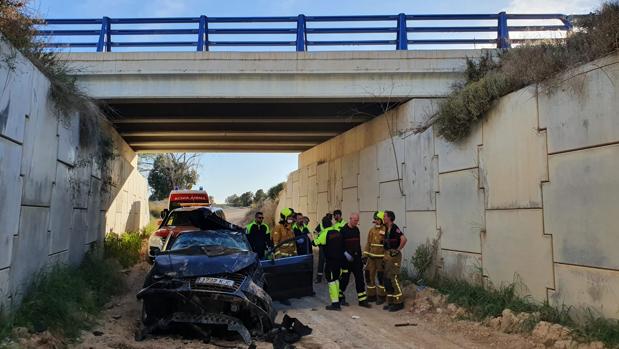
[74,207,541,348]
[220,206,251,225]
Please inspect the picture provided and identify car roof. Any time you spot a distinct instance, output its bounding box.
[170,206,223,213]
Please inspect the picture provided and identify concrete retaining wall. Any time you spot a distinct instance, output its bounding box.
[282,52,619,319]
[0,38,150,308]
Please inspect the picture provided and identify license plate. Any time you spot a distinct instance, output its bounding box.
[195,277,235,287]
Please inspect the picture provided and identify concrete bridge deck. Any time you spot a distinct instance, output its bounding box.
[61,50,480,151]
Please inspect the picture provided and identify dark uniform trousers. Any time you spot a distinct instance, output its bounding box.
[339,257,367,302]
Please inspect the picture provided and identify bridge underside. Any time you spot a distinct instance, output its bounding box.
[105,98,401,152]
[63,50,475,152]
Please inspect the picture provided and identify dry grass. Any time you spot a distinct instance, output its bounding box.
[435,1,619,142]
[1,1,103,120]
[149,200,167,218]
[240,198,278,227]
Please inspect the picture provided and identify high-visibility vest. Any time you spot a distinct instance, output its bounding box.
[246,220,270,235]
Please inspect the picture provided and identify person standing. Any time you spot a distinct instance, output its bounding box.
[272,208,297,258]
[333,209,346,229]
[313,217,345,311]
[382,210,407,312]
[339,213,371,308]
[292,212,311,255]
[245,211,271,259]
[314,212,332,283]
[364,211,386,304]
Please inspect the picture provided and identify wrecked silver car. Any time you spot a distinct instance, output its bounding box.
[136,207,313,347]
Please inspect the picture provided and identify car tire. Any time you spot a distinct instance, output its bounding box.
[140,301,155,326]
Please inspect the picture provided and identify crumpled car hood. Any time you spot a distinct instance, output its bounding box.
[154,251,257,278]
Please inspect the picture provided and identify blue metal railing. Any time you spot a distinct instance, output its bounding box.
[36,13,573,52]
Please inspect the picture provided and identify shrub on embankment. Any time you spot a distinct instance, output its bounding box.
[431,1,619,142]
[0,252,123,344]
[0,230,150,346]
[432,278,619,347]
[408,239,619,348]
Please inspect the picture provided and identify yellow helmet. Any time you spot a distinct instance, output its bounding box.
[280,207,294,220]
[373,210,385,222]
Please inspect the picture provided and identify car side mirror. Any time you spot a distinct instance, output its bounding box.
[160,209,169,219]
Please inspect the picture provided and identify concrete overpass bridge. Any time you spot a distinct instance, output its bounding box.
[42,13,572,152]
[61,50,476,152]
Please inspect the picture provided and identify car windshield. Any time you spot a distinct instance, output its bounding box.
[164,211,194,227]
[169,230,250,254]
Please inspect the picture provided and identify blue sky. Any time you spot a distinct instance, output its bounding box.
[34,0,602,200]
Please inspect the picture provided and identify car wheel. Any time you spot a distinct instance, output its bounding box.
[140,301,156,326]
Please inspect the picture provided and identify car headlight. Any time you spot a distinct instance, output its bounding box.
[148,234,164,250]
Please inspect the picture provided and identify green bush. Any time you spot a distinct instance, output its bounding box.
[103,232,142,268]
[411,242,433,282]
[140,218,160,239]
[0,252,124,340]
[575,311,619,347]
[435,278,536,320]
[435,2,619,142]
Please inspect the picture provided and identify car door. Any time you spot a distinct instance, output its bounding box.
[260,238,313,300]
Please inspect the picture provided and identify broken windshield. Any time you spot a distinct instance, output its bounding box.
[168,230,250,254]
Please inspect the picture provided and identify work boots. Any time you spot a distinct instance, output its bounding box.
[325,302,341,311]
[389,303,404,312]
[383,303,391,310]
[358,300,372,308]
[339,298,350,306]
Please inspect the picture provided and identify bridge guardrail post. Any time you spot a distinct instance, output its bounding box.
[296,14,307,52]
[197,15,209,51]
[561,15,574,32]
[497,12,510,49]
[96,16,111,52]
[396,13,408,50]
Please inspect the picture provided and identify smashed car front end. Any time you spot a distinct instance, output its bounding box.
[136,258,275,345]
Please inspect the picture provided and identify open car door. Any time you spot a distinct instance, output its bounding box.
[260,238,313,300]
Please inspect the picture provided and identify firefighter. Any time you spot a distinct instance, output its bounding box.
[339,212,371,308]
[363,211,386,304]
[292,212,311,255]
[245,211,271,259]
[313,217,345,311]
[333,209,346,229]
[382,210,407,312]
[271,208,297,258]
[314,212,332,283]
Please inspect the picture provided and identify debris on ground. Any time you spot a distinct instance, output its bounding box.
[265,314,313,349]
[394,322,417,327]
[485,309,538,334]
[406,285,467,319]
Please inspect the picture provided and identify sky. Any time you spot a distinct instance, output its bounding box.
[33,0,603,201]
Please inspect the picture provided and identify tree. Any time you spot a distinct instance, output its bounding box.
[225,194,240,206]
[147,153,200,200]
[239,192,254,207]
[253,189,267,204]
[267,182,285,200]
